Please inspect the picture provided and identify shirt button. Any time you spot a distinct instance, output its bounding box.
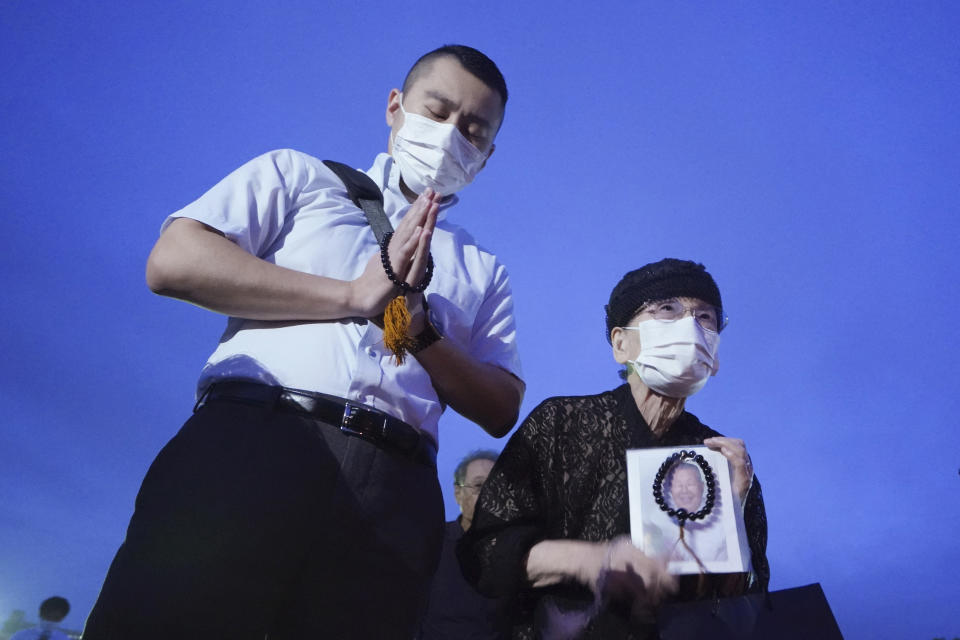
[368,348,377,359]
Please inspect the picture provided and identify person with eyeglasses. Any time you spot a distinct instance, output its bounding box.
[459,258,769,640]
[418,450,510,639]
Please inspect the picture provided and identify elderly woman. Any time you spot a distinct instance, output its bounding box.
[459,258,769,639]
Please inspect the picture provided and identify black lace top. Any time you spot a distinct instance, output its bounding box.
[459,384,769,640]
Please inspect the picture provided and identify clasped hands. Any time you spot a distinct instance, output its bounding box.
[349,188,441,328]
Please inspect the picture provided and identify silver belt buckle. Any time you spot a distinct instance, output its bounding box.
[341,403,364,436]
[341,402,390,441]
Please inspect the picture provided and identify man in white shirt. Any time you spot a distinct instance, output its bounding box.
[11,597,72,640]
[83,45,524,640]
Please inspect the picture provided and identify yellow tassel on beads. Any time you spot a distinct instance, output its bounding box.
[383,295,415,364]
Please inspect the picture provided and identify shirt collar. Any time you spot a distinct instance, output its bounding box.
[366,153,459,222]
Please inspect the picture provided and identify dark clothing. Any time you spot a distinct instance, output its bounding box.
[419,519,509,640]
[84,394,445,640]
[459,385,769,640]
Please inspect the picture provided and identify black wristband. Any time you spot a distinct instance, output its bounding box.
[410,297,442,354]
[410,321,442,354]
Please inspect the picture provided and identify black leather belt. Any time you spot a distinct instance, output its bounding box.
[199,380,437,467]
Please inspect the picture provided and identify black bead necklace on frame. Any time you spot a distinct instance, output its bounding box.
[652,449,717,573]
[652,449,716,524]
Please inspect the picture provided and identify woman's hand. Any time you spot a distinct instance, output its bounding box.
[703,436,754,503]
[526,538,676,605]
[597,536,677,606]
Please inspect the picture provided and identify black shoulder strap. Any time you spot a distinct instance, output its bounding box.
[323,160,393,244]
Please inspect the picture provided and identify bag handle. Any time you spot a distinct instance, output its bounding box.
[322,160,393,244]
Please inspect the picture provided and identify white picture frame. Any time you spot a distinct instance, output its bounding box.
[626,445,751,575]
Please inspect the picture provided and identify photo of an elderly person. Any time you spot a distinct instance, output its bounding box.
[459,258,769,639]
[668,462,705,512]
[653,456,730,566]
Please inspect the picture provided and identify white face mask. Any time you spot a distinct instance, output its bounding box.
[626,316,720,398]
[391,99,489,196]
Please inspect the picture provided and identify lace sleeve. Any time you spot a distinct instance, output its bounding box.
[458,399,560,598]
[743,476,770,591]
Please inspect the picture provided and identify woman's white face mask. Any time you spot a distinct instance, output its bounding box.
[624,316,720,398]
[391,98,488,196]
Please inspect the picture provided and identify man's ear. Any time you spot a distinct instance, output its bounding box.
[385,88,402,127]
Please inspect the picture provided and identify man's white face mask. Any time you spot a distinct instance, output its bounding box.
[625,315,720,398]
[391,98,488,196]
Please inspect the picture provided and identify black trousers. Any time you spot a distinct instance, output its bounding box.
[84,396,445,639]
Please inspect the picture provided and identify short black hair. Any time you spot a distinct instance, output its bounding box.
[39,596,70,623]
[453,449,499,486]
[403,44,508,109]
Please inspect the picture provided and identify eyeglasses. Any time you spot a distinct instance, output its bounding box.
[455,482,485,494]
[638,298,728,333]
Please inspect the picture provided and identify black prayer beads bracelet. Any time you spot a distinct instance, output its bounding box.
[652,450,716,524]
[380,232,434,293]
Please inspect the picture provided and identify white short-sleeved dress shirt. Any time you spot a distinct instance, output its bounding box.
[10,625,72,640]
[164,149,522,443]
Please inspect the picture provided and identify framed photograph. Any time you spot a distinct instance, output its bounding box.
[626,445,751,575]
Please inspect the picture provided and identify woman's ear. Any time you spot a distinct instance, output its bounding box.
[611,326,637,365]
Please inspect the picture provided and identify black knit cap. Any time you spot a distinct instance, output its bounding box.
[604,258,723,343]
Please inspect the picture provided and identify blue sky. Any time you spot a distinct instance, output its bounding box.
[1,2,958,638]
